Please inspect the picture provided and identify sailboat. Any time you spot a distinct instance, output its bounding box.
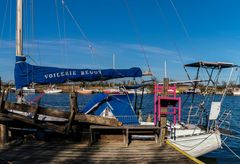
[232,88,240,96]
[10,0,234,158]
[14,0,142,95]
[9,0,143,124]
[83,61,235,157]
[162,61,235,157]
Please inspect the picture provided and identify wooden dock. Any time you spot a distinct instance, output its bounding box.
[0,90,203,163]
[0,140,200,163]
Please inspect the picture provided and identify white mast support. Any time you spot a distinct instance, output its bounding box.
[113,53,115,69]
[16,0,23,56]
[113,53,116,86]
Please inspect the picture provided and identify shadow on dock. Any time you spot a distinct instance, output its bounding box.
[0,138,196,163]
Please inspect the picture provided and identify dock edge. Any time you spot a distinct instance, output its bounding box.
[166,140,205,164]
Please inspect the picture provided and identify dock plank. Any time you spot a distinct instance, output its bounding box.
[0,141,197,163]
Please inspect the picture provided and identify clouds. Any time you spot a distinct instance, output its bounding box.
[0,38,198,82]
[120,43,177,57]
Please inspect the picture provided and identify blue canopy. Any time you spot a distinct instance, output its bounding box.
[14,56,142,89]
[82,93,139,125]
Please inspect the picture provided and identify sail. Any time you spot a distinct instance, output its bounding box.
[14,56,142,89]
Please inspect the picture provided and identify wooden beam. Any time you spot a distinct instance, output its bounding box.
[0,113,65,134]
[4,101,122,127]
[0,124,7,146]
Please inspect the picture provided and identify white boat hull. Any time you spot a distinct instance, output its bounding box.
[43,89,62,94]
[22,87,35,93]
[168,131,221,157]
[233,91,240,96]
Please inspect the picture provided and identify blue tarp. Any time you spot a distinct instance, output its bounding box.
[14,56,142,89]
[82,93,109,114]
[82,93,139,125]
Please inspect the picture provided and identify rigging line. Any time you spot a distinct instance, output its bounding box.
[62,0,98,70]
[233,67,240,88]
[221,67,234,104]
[154,0,185,66]
[54,0,62,41]
[9,0,12,40]
[169,0,194,49]
[8,0,12,60]
[231,128,240,135]
[30,0,38,81]
[25,55,38,65]
[24,0,29,56]
[0,0,9,44]
[155,0,194,81]
[61,0,94,54]
[30,0,34,55]
[222,140,240,160]
[23,1,30,85]
[170,133,215,150]
[61,0,68,69]
[30,0,39,65]
[54,0,67,68]
[123,0,151,73]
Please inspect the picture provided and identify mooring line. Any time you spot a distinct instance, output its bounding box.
[221,133,240,140]
[222,140,240,160]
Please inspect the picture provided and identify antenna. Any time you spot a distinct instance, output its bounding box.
[164,60,167,78]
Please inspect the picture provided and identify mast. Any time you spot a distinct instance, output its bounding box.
[16,0,23,56]
[113,53,115,69]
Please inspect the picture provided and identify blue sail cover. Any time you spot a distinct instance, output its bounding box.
[82,93,139,125]
[14,56,142,89]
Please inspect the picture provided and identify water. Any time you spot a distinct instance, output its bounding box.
[7,93,240,163]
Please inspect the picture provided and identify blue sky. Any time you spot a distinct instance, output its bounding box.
[0,0,240,83]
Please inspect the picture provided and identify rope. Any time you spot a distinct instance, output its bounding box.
[169,0,194,50]
[61,0,94,55]
[220,67,234,104]
[25,55,38,65]
[29,92,45,104]
[231,129,240,135]
[154,0,188,76]
[61,0,98,70]
[222,140,240,160]
[123,0,151,73]
[222,133,240,140]
[54,0,62,41]
[0,0,9,43]
[170,132,216,151]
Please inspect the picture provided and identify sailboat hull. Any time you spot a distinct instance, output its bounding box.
[168,130,221,157]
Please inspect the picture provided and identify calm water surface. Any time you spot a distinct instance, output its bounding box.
[7,93,240,163]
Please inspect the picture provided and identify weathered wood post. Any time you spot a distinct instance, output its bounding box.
[0,85,8,146]
[0,87,6,112]
[159,78,169,146]
[66,92,78,134]
[0,122,7,146]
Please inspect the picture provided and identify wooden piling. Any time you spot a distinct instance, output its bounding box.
[0,124,7,146]
[0,89,5,112]
[66,92,78,134]
[159,78,169,146]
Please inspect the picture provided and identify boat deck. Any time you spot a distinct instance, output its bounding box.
[0,140,198,163]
